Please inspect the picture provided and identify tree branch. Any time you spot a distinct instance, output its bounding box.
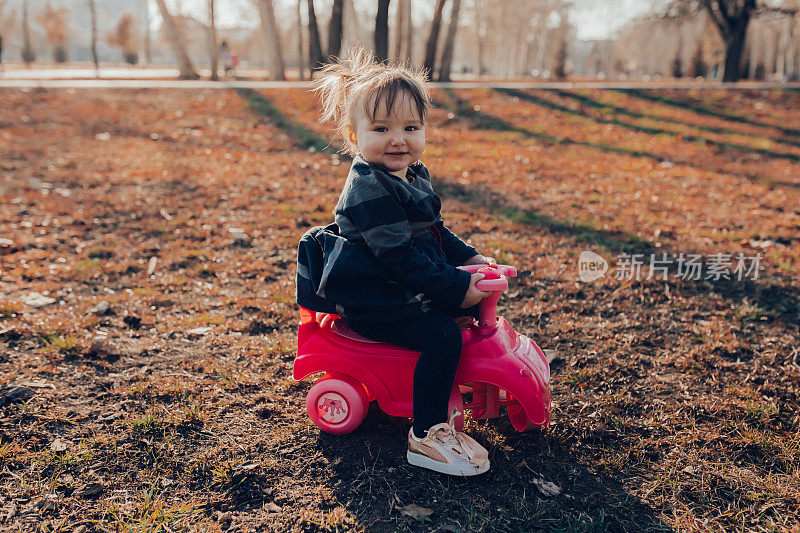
[702,0,731,38]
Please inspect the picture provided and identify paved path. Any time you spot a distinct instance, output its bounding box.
[1,65,799,89]
[3,78,800,90]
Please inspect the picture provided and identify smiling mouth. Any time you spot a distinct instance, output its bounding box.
[386,152,408,156]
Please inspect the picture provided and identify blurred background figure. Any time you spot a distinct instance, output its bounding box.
[219,39,234,77]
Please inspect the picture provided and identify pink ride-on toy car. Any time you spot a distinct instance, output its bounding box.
[293,264,551,434]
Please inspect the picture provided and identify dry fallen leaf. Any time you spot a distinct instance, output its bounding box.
[531,477,561,497]
[395,503,434,522]
[50,439,68,452]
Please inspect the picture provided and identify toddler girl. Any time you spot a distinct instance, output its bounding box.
[310,50,494,476]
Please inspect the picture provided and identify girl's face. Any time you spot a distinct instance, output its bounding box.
[352,90,425,179]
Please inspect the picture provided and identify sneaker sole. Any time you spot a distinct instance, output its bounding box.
[407,451,490,476]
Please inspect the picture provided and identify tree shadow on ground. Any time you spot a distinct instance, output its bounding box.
[439,89,798,190]
[622,89,800,138]
[497,88,800,163]
[316,403,672,532]
[437,180,799,327]
[553,89,800,149]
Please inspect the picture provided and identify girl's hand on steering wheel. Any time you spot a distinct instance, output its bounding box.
[461,273,491,308]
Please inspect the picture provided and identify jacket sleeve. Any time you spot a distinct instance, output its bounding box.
[340,172,471,309]
[436,220,479,266]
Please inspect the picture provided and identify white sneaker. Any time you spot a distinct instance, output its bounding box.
[407,409,490,476]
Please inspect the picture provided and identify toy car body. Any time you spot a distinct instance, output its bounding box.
[293,265,551,434]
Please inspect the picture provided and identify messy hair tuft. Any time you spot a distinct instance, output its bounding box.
[313,48,431,156]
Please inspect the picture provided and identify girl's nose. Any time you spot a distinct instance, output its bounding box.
[390,131,404,145]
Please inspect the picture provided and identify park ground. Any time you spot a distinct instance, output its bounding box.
[0,86,799,532]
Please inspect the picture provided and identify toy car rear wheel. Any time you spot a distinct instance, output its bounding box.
[306,375,369,435]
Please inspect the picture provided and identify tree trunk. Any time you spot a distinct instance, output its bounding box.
[702,0,756,82]
[22,0,34,65]
[342,0,362,51]
[144,0,152,64]
[88,0,99,77]
[307,0,325,72]
[423,0,446,79]
[474,0,485,75]
[438,0,460,81]
[296,0,305,80]
[154,0,199,79]
[259,0,286,80]
[722,17,749,82]
[327,0,343,59]
[209,0,218,80]
[374,0,391,62]
[405,0,413,64]
[393,0,407,61]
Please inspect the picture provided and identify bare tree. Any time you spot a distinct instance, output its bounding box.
[666,0,756,81]
[144,1,152,65]
[438,0,461,81]
[375,0,391,62]
[474,0,487,75]
[702,0,757,81]
[36,3,69,63]
[296,0,305,80]
[88,0,98,76]
[209,0,218,80]
[258,0,286,80]
[327,0,343,59]
[423,0,447,79]
[0,0,13,31]
[21,0,33,64]
[342,0,364,51]
[154,0,199,79]
[393,0,407,61]
[552,39,568,79]
[690,41,708,76]
[404,0,412,63]
[0,0,17,72]
[307,0,325,71]
[107,14,138,64]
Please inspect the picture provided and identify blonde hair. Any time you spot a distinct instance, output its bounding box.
[313,48,431,156]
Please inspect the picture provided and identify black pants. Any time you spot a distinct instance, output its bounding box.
[346,306,478,438]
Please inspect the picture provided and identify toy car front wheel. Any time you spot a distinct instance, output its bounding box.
[306,375,369,434]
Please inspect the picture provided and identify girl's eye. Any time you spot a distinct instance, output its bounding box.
[374,127,387,132]
[405,126,418,132]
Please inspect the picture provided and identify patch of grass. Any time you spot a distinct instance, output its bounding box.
[212,366,258,392]
[98,482,205,532]
[173,400,206,431]
[735,298,769,321]
[129,409,171,441]
[43,334,82,357]
[0,300,22,319]
[209,453,245,491]
[180,311,224,327]
[562,368,598,388]
[73,257,102,279]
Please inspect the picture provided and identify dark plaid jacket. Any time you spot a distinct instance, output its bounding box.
[296,157,477,322]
